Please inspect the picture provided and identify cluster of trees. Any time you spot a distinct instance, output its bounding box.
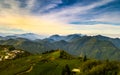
[59,50,74,59]
[81,60,120,75]
[62,64,71,75]
[0,45,15,51]
[42,49,59,54]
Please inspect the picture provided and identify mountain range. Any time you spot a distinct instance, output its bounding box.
[0,33,120,60]
[0,33,45,40]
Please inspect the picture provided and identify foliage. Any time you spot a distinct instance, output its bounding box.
[83,55,87,62]
[0,45,15,51]
[81,60,120,75]
[0,49,120,75]
[8,46,15,51]
[62,64,71,75]
[59,50,74,59]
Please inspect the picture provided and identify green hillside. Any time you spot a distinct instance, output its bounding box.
[0,39,47,53]
[68,37,120,60]
[0,45,30,61]
[0,49,120,75]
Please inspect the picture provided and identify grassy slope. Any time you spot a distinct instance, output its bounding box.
[0,50,82,75]
[0,50,120,75]
[0,55,41,75]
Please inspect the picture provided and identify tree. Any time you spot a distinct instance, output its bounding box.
[9,46,15,51]
[62,64,71,75]
[83,55,87,62]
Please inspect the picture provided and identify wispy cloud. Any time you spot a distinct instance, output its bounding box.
[69,24,120,38]
[91,12,120,24]
[42,0,114,22]
[0,0,120,38]
[0,25,26,34]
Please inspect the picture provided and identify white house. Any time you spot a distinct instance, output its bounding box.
[4,56,9,59]
[72,68,80,73]
[0,58,2,61]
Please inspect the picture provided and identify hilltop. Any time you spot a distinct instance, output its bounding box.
[0,45,30,61]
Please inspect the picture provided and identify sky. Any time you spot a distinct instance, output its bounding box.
[0,0,120,38]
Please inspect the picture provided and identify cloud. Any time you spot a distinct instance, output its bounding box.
[0,14,73,35]
[26,0,36,9]
[0,0,120,38]
[0,0,29,16]
[41,0,114,23]
[69,24,120,38]
[91,12,120,24]
[0,25,26,34]
[0,14,120,38]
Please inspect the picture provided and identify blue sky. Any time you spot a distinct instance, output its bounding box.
[0,0,120,37]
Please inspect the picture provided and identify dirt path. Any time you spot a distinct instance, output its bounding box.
[16,64,35,75]
[26,65,33,73]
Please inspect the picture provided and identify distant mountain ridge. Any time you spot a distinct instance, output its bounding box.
[0,33,45,40]
[0,33,120,60]
[93,35,120,49]
[45,34,85,42]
